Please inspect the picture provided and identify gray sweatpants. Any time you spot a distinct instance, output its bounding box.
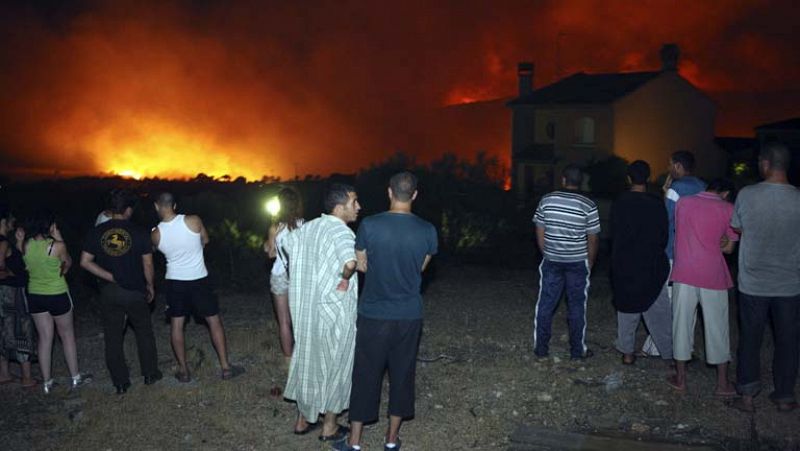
[615,284,673,359]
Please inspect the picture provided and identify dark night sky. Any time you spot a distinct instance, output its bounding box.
[1,0,798,179]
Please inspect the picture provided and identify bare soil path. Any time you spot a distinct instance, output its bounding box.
[1,264,797,450]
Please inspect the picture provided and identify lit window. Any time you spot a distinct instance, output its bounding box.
[575,117,595,144]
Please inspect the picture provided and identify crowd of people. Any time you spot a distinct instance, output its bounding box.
[533,142,799,417]
[0,189,244,396]
[0,145,796,450]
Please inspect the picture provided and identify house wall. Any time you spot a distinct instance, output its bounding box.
[511,105,614,196]
[613,72,724,179]
[533,106,614,165]
[511,105,536,156]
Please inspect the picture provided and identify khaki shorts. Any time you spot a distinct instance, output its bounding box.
[270,272,289,296]
[672,282,730,364]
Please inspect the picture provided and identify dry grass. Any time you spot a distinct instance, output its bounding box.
[1,265,798,450]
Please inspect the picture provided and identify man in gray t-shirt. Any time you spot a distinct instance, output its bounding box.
[731,143,800,413]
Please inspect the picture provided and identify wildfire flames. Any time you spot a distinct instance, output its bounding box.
[0,1,797,181]
[87,117,281,180]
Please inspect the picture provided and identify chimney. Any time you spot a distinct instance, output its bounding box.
[518,62,534,96]
[660,43,680,72]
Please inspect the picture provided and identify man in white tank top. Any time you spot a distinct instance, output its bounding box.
[152,192,243,382]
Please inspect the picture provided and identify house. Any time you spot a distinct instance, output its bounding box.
[507,44,725,199]
[755,117,800,185]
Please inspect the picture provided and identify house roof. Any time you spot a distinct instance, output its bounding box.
[507,71,661,106]
[755,117,800,131]
[714,137,757,154]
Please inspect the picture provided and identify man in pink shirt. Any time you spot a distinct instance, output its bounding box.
[668,179,738,396]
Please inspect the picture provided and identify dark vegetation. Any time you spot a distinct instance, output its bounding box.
[1,152,533,311]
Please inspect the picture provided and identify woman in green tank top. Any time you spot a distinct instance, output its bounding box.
[22,212,91,394]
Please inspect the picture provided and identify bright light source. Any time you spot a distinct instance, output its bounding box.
[118,169,143,180]
[265,197,281,217]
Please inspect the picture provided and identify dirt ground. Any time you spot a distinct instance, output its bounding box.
[1,263,798,450]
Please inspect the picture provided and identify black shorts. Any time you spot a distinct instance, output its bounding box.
[26,292,73,316]
[349,316,423,422]
[165,278,219,318]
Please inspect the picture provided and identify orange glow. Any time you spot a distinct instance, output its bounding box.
[0,1,797,180]
[83,117,278,180]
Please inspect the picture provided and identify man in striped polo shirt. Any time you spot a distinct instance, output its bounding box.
[533,165,601,360]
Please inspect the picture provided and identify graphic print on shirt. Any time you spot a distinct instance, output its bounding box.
[101,228,132,257]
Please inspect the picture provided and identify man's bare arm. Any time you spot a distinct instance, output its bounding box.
[142,253,155,303]
[535,226,546,254]
[0,241,9,279]
[184,215,210,246]
[198,217,210,246]
[587,233,599,269]
[421,255,432,272]
[356,250,368,272]
[151,228,160,251]
[721,236,736,255]
[80,251,114,283]
[336,259,357,292]
[341,259,357,280]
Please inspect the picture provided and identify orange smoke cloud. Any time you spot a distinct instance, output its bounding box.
[0,0,797,180]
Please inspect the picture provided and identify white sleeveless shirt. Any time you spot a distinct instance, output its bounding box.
[157,214,209,281]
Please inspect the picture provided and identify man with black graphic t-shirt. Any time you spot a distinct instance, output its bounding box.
[81,189,161,394]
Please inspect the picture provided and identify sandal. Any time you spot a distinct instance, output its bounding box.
[20,379,38,389]
[175,370,192,383]
[221,365,245,380]
[0,378,15,385]
[714,387,737,398]
[666,375,686,393]
[293,421,320,435]
[319,425,349,442]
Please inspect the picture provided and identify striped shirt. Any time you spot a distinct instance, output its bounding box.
[534,190,601,262]
[282,214,358,420]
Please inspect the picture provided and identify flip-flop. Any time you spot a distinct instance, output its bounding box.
[221,365,245,380]
[666,376,686,393]
[0,378,16,385]
[319,425,349,442]
[714,388,737,398]
[20,380,38,389]
[175,370,192,383]
[293,421,320,435]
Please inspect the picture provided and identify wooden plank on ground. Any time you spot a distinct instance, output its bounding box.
[509,424,720,451]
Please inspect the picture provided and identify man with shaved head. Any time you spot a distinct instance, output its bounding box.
[731,143,800,413]
[152,192,242,382]
[337,172,437,451]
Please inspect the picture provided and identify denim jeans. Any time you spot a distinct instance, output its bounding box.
[736,291,799,403]
[533,258,590,358]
